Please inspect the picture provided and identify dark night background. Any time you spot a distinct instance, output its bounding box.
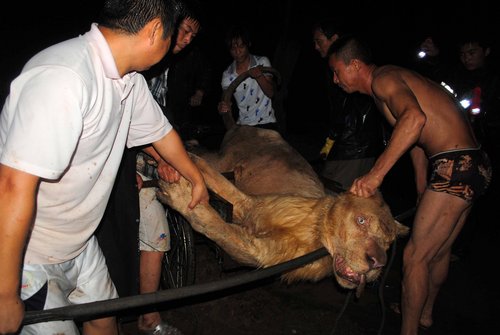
[1,0,499,135]
[2,0,498,211]
[1,2,499,333]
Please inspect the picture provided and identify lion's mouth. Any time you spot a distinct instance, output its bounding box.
[334,255,367,297]
[334,255,361,284]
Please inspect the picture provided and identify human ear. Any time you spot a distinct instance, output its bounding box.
[351,59,361,70]
[148,18,163,46]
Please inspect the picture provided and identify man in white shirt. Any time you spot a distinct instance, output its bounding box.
[0,1,208,334]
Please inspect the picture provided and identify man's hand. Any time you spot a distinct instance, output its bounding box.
[248,65,264,79]
[217,101,232,114]
[349,172,382,198]
[189,90,204,107]
[188,181,209,209]
[157,160,180,183]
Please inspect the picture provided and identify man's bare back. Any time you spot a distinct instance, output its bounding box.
[372,65,478,156]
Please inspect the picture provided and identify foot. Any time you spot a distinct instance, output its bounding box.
[389,303,433,330]
[138,313,162,332]
[418,316,433,330]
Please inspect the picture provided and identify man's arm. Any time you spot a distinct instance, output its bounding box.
[0,164,40,334]
[248,65,275,98]
[142,145,180,183]
[152,130,209,209]
[350,72,427,197]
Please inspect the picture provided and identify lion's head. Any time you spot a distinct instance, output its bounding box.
[320,192,409,295]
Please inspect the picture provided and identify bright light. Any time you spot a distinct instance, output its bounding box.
[460,99,471,109]
[471,107,481,115]
[440,81,455,95]
[417,51,426,58]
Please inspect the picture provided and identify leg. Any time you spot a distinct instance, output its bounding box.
[70,237,119,334]
[82,317,118,335]
[400,190,471,335]
[419,206,470,327]
[138,251,165,331]
[137,188,173,332]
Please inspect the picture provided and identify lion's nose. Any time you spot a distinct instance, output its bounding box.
[366,240,388,269]
[367,254,386,269]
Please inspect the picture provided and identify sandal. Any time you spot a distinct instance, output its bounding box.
[140,321,184,335]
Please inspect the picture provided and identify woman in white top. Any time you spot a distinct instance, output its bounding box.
[218,25,277,130]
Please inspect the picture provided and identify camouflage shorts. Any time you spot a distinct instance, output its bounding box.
[428,148,492,202]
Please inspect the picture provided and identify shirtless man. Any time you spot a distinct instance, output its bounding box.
[328,35,491,335]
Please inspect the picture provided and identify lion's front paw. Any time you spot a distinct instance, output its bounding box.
[157,178,192,212]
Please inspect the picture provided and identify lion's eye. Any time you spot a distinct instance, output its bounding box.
[356,216,367,225]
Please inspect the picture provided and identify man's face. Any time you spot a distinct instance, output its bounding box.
[459,42,488,71]
[329,54,356,93]
[313,29,338,58]
[173,17,200,54]
[229,37,249,63]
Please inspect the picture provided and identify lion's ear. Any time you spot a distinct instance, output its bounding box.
[395,220,410,237]
[370,190,386,204]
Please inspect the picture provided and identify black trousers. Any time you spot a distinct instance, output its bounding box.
[95,147,140,297]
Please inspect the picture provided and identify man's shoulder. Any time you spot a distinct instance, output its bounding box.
[23,35,95,85]
[372,65,417,87]
[373,65,401,77]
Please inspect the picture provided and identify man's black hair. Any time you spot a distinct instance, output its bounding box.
[98,0,181,39]
[225,25,252,49]
[178,0,204,29]
[457,30,491,50]
[312,18,344,39]
[328,34,373,65]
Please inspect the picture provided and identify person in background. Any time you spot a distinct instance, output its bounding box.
[165,40,212,142]
[451,34,500,165]
[411,35,449,83]
[413,32,500,150]
[144,0,207,135]
[137,5,203,334]
[217,25,278,130]
[0,1,209,334]
[312,19,384,192]
[328,34,491,335]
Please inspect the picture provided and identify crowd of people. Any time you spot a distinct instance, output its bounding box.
[0,1,498,335]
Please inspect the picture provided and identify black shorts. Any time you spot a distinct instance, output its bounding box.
[428,148,492,202]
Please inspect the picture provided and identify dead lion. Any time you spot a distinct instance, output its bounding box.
[156,126,408,294]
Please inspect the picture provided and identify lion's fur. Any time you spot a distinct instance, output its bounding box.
[157,126,409,289]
